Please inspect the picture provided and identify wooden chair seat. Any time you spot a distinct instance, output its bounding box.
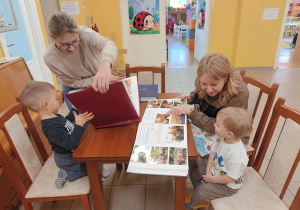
[211,167,288,209]
[25,153,90,199]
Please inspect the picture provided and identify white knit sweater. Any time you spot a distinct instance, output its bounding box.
[44,26,118,88]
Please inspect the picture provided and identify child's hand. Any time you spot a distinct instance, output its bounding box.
[73,111,94,127]
[202,173,213,183]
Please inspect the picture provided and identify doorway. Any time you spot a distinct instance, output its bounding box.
[275,0,300,69]
[0,0,52,83]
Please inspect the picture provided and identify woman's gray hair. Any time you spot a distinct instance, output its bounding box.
[48,11,79,40]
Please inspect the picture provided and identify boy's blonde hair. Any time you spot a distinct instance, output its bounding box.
[195,53,239,105]
[48,11,78,40]
[217,107,253,139]
[20,81,56,112]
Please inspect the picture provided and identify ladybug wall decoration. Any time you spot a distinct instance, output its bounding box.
[133,11,155,31]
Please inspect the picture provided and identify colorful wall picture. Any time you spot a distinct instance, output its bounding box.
[128,0,160,35]
[197,0,206,29]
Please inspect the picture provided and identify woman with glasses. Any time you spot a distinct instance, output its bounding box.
[44,11,119,110]
[44,12,115,180]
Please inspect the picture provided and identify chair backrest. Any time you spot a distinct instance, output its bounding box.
[253,97,300,201]
[125,63,166,93]
[240,70,279,164]
[0,102,48,197]
[180,25,188,31]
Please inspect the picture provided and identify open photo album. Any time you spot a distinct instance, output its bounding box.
[127,99,189,177]
[65,76,140,128]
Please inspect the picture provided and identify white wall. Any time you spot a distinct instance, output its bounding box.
[120,0,166,66]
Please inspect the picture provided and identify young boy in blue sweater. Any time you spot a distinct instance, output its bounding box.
[20,81,109,188]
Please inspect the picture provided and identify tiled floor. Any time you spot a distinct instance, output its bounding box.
[22,37,300,209]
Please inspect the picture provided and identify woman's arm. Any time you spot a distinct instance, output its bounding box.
[84,28,118,93]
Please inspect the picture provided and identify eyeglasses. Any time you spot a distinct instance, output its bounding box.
[58,39,81,51]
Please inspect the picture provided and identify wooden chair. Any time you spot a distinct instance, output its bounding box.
[240,70,279,166]
[125,63,166,93]
[0,102,91,210]
[210,97,300,210]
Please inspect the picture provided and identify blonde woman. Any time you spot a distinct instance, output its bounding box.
[165,53,249,143]
[44,11,120,110]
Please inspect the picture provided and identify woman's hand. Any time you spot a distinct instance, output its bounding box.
[92,61,112,93]
[165,106,192,117]
[73,111,94,127]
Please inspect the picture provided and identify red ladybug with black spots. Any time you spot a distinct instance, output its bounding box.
[133,11,155,31]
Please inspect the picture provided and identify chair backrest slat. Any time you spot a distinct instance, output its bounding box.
[4,114,42,181]
[126,63,165,93]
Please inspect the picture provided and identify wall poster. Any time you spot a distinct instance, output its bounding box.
[197,0,206,30]
[128,0,160,35]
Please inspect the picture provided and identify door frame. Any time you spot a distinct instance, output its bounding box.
[273,0,291,70]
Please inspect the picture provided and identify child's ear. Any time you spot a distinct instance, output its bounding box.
[42,101,48,109]
[227,131,235,138]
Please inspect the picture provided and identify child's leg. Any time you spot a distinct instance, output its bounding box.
[67,166,88,182]
[54,153,88,182]
[191,182,238,206]
[189,156,207,189]
[55,169,68,189]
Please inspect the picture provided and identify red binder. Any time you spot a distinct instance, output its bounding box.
[65,77,140,128]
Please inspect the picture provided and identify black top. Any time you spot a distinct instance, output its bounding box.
[41,108,85,154]
[191,93,221,118]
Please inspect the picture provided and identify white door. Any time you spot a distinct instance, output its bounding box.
[0,0,53,84]
[194,0,212,62]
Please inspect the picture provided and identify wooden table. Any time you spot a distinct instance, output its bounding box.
[73,93,198,210]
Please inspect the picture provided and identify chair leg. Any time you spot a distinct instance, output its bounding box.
[81,194,91,210]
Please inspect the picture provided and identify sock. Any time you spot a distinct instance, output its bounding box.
[102,165,110,178]
[55,169,68,189]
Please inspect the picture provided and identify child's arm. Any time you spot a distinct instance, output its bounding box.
[46,113,93,151]
[205,152,214,175]
[203,173,235,184]
[65,107,79,123]
[47,124,85,151]
[202,152,235,184]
